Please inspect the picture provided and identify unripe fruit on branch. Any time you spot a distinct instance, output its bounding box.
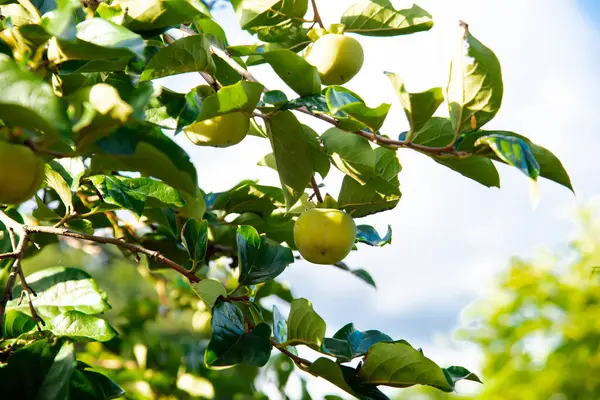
[184,111,250,148]
[0,141,45,205]
[294,208,357,265]
[305,34,365,86]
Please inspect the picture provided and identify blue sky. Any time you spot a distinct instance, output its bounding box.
[165,0,600,397]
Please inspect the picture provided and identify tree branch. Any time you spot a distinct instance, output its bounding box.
[0,230,29,333]
[175,26,467,157]
[310,0,325,29]
[311,177,323,203]
[270,338,313,368]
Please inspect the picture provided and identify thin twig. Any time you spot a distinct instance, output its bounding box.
[0,231,29,333]
[310,0,325,29]
[311,177,323,203]
[271,338,313,368]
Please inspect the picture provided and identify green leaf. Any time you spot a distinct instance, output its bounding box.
[65,219,94,235]
[405,118,500,188]
[385,72,443,136]
[338,175,401,218]
[0,54,69,138]
[325,86,390,132]
[267,111,314,208]
[205,302,272,367]
[356,224,392,246]
[302,124,330,179]
[35,340,76,400]
[341,1,433,37]
[181,218,209,270]
[374,147,401,182]
[44,164,73,214]
[307,358,389,400]
[41,0,78,40]
[140,35,215,81]
[458,130,573,191]
[118,0,211,32]
[231,0,279,29]
[89,123,199,196]
[475,134,540,180]
[50,158,86,192]
[192,279,227,310]
[2,309,36,338]
[333,262,377,288]
[47,311,118,342]
[192,80,264,122]
[263,49,321,96]
[321,127,376,184]
[443,366,483,389]
[145,86,198,131]
[89,175,184,216]
[69,368,125,400]
[0,339,75,399]
[7,267,111,319]
[47,37,135,73]
[273,304,299,356]
[236,225,294,286]
[448,23,503,135]
[76,18,145,59]
[358,341,452,391]
[286,298,326,348]
[322,323,392,362]
[209,180,285,216]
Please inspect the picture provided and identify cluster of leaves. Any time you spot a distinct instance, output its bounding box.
[0,0,571,399]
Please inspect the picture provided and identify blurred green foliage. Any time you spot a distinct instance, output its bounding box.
[395,205,600,400]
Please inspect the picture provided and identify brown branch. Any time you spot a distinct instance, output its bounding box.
[270,338,313,368]
[0,230,29,333]
[310,0,325,29]
[311,177,323,203]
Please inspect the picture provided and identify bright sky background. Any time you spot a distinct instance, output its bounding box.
[163,0,600,398]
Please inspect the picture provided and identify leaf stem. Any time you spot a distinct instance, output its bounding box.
[270,338,313,368]
[310,0,325,29]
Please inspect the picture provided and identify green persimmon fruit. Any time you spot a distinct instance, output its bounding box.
[294,208,357,265]
[0,141,45,205]
[305,34,365,86]
[184,111,250,148]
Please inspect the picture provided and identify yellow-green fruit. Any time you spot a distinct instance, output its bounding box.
[305,34,364,86]
[184,111,250,148]
[294,208,357,265]
[0,141,45,205]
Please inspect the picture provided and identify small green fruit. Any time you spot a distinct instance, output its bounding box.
[184,111,250,148]
[0,141,45,205]
[294,208,357,264]
[305,34,364,86]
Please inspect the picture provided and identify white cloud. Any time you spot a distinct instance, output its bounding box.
[165,0,600,397]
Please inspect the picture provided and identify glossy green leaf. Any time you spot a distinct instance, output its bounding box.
[341,1,433,37]
[47,37,135,73]
[45,164,73,214]
[307,358,389,400]
[325,86,390,132]
[0,4,40,27]
[181,218,208,270]
[140,35,215,81]
[50,158,86,192]
[263,49,321,96]
[359,341,452,391]
[458,130,573,191]
[267,111,314,208]
[205,302,272,367]
[475,134,540,180]
[41,0,78,40]
[48,311,118,342]
[117,0,210,32]
[89,123,199,196]
[2,310,36,338]
[209,180,285,215]
[193,81,264,122]
[322,323,392,362]
[236,225,294,285]
[76,18,145,59]
[69,368,125,400]
[374,147,401,182]
[65,219,94,235]
[385,72,443,136]
[145,86,199,131]
[286,298,326,348]
[273,304,299,356]
[321,127,376,184]
[448,23,503,134]
[230,0,279,29]
[192,279,227,310]
[7,267,111,320]
[333,262,377,288]
[0,54,69,137]
[89,175,184,216]
[356,224,392,246]
[338,175,401,218]
[443,366,483,389]
[35,340,76,400]
[302,124,331,179]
